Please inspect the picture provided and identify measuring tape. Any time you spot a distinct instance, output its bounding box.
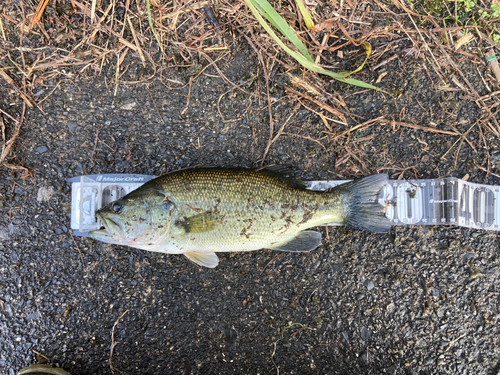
[69,174,500,236]
[309,177,499,231]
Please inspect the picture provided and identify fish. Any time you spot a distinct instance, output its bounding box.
[89,167,391,268]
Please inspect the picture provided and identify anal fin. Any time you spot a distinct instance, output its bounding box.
[270,231,322,252]
[184,250,219,268]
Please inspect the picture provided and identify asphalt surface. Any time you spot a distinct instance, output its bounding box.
[1,42,500,375]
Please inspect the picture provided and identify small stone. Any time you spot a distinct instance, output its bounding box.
[331,263,343,272]
[386,302,396,314]
[37,186,56,202]
[491,150,500,164]
[0,226,8,240]
[463,252,475,261]
[120,100,137,110]
[360,350,371,363]
[116,160,130,168]
[4,304,13,317]
[417,339,427,347]
[360,327,372,341]
[364,280,375,291]
[487,267,500,276]
[26,311,40,322]
[67,122,79,132]
[36,146,48,154]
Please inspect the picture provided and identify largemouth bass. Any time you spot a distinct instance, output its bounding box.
[89,167,391,268]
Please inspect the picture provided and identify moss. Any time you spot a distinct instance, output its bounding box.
[422,0,448,16]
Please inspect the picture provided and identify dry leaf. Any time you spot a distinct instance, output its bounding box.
[455,34,474,50]
[312,18,337,32]
[376,71,388,83]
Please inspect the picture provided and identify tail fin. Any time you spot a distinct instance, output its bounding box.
[335,174,391,233]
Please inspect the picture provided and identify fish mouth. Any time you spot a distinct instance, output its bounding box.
[88,213,125,244]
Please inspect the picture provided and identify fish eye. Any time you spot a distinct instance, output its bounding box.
[112,202,123,214]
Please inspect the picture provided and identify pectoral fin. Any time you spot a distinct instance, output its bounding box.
[184,212,221,234]
[271,230,322,252]
[184,251,219,268]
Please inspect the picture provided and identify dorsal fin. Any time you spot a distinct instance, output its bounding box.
[259,165,308,189]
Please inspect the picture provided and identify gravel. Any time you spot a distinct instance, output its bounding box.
[0,43,499,375]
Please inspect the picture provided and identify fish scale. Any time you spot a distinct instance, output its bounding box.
[90,168,391,268]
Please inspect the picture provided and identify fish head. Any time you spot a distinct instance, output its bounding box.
[89,189,176,251]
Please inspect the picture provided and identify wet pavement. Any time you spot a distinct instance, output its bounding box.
[1,42,500,375]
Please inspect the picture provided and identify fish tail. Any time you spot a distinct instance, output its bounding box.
[336,174,391,233]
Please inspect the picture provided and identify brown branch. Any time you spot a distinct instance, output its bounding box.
[109,310,130,374]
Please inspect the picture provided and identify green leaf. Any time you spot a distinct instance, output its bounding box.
[147,0,161,48]
[249,0,314,62]
[244,0,382,91]
[295,0,315,30]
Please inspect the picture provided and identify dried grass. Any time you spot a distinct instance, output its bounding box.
[0,0,499,177]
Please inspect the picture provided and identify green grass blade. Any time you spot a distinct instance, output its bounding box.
[295,0,315,30]
[288,43,382,90]
[147,0,161,48]
[249,0,314,62]
[244,0,382,91]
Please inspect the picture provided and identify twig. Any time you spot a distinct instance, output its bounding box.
[0,68,34,108]
[146,85,165,123]
[441,122,477,160]
[71,0,138,51]
[90,124,105,165]
[242,34,274,165]
[285,87,347,123]
[32,350,50,361]
[181,77,194,115]
[329,116,384,140]
[0,116,4,142]
[477,166,500,178]
[127,16,146,66]
[69,231,85,270]
[1,103,26,163]
[89,3,114,43]
[37,80,63,106]
[174,267,196,275]
[109,310,130,374]
[29,0,51,29]
[199,51,249,94]
[261,253,286,274]
[281,132,327,151]
[91,0,97,22]
[260,104,300,162]
[0,13,6,40]
[217,89,243,123]
[372,54,399,70]
[390,120,460,136]
[330,117,460,141]
[0,108,20,124]
[477,123,492,178]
